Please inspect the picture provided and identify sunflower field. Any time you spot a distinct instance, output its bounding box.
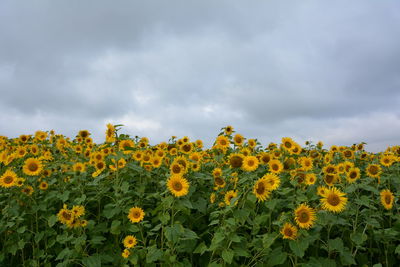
[0,125,399,267]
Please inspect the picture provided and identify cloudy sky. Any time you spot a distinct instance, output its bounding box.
[1,0,399,151]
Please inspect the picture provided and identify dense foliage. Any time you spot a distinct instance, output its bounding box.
[0,125,399,266]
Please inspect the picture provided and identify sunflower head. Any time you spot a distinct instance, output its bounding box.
[224,190,238,206]
[0,169,18,188]
[128,207,145,223]
[123,235,137,249]
[23,158,43,176]
[380,189,394,210]
[320,187,347,213]
[281,223,298,240]
[294,203,316,229]
[242,156,259,172]
[167,175,190,197]
[253,178,271,202]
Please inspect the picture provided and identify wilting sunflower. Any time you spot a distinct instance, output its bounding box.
[224,190,238,206]
[229,153,244,168]
[346,167,360,183]
[294,204,316,229]
[269,159,283,174]
[242,156,259,172]
[262,173,280,191]
[320,187,347,213]
[23,157,43,176]
[253,178,271,202]
[128,207,145,223]
[380,189,394,210]
[123,235,137,249]
[280,223,298,240]
[0,169,18,188]
[167,175,190,197]
[366,164,381,178]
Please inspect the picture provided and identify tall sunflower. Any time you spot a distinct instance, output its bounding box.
[167,175,190,197]
[23,158,43,176]
[253,178,271,202]
[380,189,394,210]
[294,204,316,229]
[280,223,298,240]
[320,187,347,213]
[0,169,18,188]
[128,207,145,223]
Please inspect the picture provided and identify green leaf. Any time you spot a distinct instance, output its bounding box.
[183,228,198,240]
[262,233,276,248]
[267,247,287,266]
[350,232,367,246]
[35,232,45,243]
[233,246,250,257]
[222,248,234,264]
[328,238,344,254]
[193,242,208,255]
[340,249,356,265]
[56,248,72,261]
[158,213,170,225]
[90,236,106,245]
[81,254,101,267]
[48,215,58,227]
[289,239,307,257]
[110,220,121,235]
[146,246,163,263]
[395,244,400,255]
[17,226,26,233]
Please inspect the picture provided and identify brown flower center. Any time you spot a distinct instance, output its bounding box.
[173,182,183,191]
[28,162,38,172]
[327,194,340,206]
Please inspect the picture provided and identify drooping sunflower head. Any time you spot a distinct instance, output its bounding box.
[128,207,145,223]
[123,235,137,249]
[167,175,190,197]
[320,187,347,213]
[294,203,316,229]
[253,178,271,202]
[280,223,298,240]
[380,189,394,210]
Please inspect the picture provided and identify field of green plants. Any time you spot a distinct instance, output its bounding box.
[0,125,399,266]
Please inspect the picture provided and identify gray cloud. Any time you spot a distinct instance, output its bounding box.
[0,0,399,151]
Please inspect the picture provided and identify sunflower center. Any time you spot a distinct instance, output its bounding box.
[298,211,310,223]
[133,212,141,218]
[272,164,279,171]
[4,176,14,184]
[215,177,224,186]
[230,156,243,168]
[349,171,357,179]
[62,211,71,220]
[172,165,181,174]
[256,182,265,195]
[247,160,254,167]
[28,162,38,172]
[284,228,293,236]
[369,165,378,175]
[327,194,340,206]
[173,182,183,191]
[325,174,334,184]
[284,142,292,148]
[385,195,392,204]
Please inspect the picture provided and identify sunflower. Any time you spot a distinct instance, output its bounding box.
[258,152,272,165]
[269,159,283,174]
[229,153,244,168]
[210,193,216,204]
[342,149,354,160]
[119,140,135,154]
[233,134,245,146]
[346,167,360,183]
[380,189,394,210]
[305,173,317,185]
[78,130,90,139]
[320,187,347,213]
[106,124,116,143]
[224,190,238,206]
[72,205,85,218]
[281,137,295,151]
[224,125,234,135]
[39,181,48,190]
[294,204,316,229]
[212,168,222,178]
[323,174,338,187]
[123,235,137,249]
[280,223,298,240]
[380,154,395,167]
[21,185,34,196]
[57,207,74,224]
[214,176,226,189]
[128,207,145,223]
[180,142,193,154]
[253,178,271,202]
[242,156,259,172]
[0,169,18,188]
[73,162,86,173]
[151,157,162,168]
[298,157,313,171]
[170,162,185,176]
[23,158,43,176]
[366,164,381,178]
[262,173,280,191]
[167,175,190,197]
[247,139,257,148]
[317,186,329,197]
[121,249,130,259]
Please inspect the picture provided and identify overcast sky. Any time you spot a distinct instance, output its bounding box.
[1,0,399,151]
